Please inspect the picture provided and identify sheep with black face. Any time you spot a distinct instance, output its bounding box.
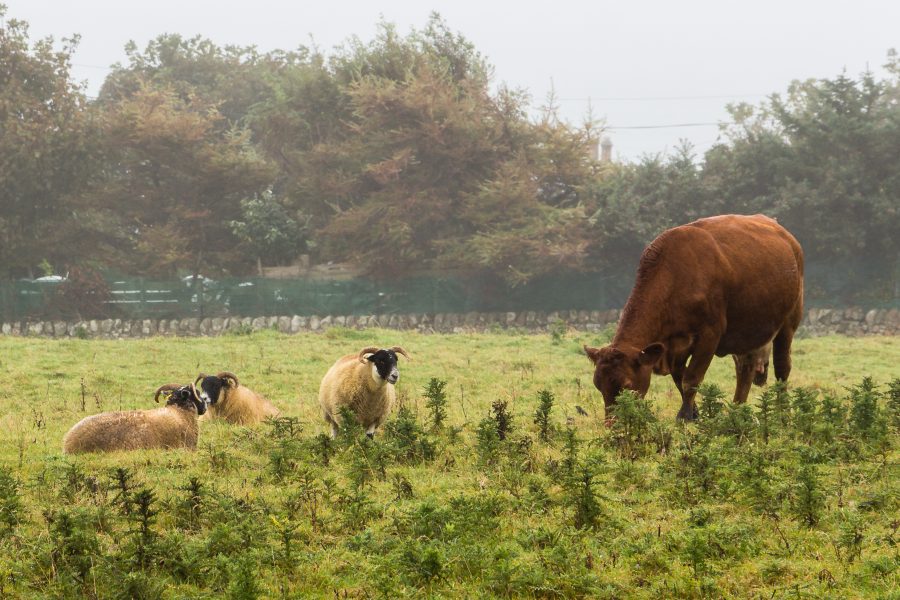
[194,371,279,425]
[318,346,411,438]
[62,384,206,454]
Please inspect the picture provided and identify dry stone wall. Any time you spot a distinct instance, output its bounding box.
[0,307,898,339]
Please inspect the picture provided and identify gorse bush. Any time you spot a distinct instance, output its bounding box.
[383,404,437,463]
[491,399,514,441]
[0,468,20,535]
[533,389,555,442]
[0,329,896,599]
[697,383,726,421]
[608,390,658,460]
[423,377,449,430]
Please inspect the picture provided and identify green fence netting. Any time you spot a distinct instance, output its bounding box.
[1,260,896,322]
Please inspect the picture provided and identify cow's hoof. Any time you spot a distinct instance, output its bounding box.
[676,407,698,422]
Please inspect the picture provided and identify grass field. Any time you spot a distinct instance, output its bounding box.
[0,328,898,598]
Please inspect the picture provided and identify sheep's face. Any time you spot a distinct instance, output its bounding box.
[367,349,400,384]
[197,376,227,406]
[166,386,207,415]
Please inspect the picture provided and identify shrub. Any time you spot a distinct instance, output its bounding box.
[848,377,880,435]
[791,387,819,441]
[0,468,21,535]
[383,405,436,463]
[491,399,514,441]
[697,383,726,421]
[533,389,555,442]
[886,378,900,430]
[423,378,449,430]
[792,454,824,527]
[834,510,865,565]
[549,318,567,344]
[475,416,502,465]
[608,390,657,460]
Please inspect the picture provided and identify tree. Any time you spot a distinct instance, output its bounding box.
[316,15,602,283]
[230,190,308,273]
[704,57,900,261]
[0,8,100,277]
[93,80,274,275]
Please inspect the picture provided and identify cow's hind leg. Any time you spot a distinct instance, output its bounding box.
[732,353,755,404]
[772,327,795,382]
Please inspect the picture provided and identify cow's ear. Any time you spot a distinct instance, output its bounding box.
[638,343,665,366]
[584,345,602,364]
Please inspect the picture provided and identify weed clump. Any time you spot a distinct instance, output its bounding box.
[533,389,555,442]
[608,390,658,460]
[0,468,21,535]
[424,378,449,430]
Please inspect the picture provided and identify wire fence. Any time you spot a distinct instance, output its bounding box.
[1,260,896,322]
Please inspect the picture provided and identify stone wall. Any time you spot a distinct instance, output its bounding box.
[0,307,897,339]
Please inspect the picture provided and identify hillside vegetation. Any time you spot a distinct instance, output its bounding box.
[0,330,897,598]
[3,7,899,289]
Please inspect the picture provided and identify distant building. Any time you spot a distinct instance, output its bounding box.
[600,136,613,162]
[588,136,614,162]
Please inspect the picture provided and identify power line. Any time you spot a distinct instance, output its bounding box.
[606,122,724,130]
[558,94,766,102]
[72,62,114,70]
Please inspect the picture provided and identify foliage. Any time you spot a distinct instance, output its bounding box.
[229,190,308,268]
[0,468,20,534]
[0,8,101,277]
[608,390,658,460]
[1,7,899,293]
[94,81,275,275]
[423,377,449,430]
[0,332,896,597]
[533,389,555,442]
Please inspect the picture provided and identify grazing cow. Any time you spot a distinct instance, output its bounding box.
[584,214,803,421]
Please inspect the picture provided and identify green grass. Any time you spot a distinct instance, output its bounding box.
[0,329,898,598]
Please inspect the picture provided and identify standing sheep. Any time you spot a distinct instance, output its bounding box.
[318,346,411,438]
[62,384,206,454]
[195,371,279,425]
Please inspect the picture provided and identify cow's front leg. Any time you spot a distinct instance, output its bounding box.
[677,338,717,421]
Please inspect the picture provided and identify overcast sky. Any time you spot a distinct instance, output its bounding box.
[5,0,898,161]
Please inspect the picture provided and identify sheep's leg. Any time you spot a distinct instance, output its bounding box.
[365,424,376,439]
[329,421,338,439]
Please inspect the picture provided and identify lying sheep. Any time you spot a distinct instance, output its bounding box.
[62,384,206,454]
[318,346,411,438]
[194,371,279,425]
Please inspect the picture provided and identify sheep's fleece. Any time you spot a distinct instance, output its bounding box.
[318,346,410,437]
[62,384,205,454]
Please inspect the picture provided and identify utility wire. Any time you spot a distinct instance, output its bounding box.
[606,122,724,130]
[558,94,766,102]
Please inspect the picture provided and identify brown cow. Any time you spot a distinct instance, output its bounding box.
[584,214,803,421]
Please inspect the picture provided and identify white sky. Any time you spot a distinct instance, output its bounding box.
[5,0,898,161]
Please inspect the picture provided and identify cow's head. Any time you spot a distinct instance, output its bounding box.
[583,343,665,413]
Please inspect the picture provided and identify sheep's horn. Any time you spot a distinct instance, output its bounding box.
[194,373,208,387]
[216,371,240,387]
[358,347,380,364]
[390,346,411,360]
[190,380,201,403]
[154,384,182,403]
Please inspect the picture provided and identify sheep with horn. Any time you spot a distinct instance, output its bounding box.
[318,346,412,438]
[62,383,206,454]
[194,371,279,425]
